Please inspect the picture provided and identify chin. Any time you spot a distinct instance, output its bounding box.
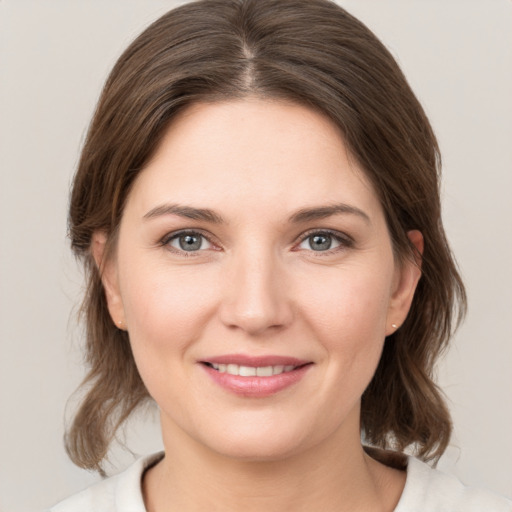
[194,416,316,462]
[210,435,304,462]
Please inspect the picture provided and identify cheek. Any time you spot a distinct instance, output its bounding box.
[297,263,394,384]
[119,260,219,355]
[300,263,393,339]
[117,261,221,411]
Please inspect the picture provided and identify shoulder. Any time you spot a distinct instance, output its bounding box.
[395,456,512,512]
[48,452,164,512]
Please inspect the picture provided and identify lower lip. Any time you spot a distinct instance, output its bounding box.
[201,364,312,397]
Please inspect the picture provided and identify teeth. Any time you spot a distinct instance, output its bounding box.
[256,366,273,377]
[209,363,297,377]
[239,366,256,377]
[227,364,239,375]
[273,365,284,375]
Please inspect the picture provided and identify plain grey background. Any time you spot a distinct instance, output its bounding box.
[1,1,511,511]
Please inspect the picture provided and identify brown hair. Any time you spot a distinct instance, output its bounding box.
[67,0,466,473]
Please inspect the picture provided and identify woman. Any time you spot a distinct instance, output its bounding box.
[51,0,511,510]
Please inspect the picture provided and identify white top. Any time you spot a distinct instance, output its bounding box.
[50,452,512,511]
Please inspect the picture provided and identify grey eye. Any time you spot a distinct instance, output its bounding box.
[298,232,342,252]
[168,233,211,252]
[308,234,332,251]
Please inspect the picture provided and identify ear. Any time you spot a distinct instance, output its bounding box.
[385,230,423,335]
[91,231,126,330]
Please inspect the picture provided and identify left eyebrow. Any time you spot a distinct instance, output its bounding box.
[143,203,225,224]
[288,203,371,225]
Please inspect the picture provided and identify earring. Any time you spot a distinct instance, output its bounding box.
[117,319,125,330]
[391,323,398,329]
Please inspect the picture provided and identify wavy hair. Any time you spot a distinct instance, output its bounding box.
[66,0,466,472]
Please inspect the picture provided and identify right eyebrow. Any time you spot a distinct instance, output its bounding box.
[143,203,225,224]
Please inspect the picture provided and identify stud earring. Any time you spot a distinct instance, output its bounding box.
[117,319,124,329]
[391,323,398,329]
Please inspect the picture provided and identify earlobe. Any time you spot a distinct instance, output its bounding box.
[91,231,126,329]
[386,230,423,335]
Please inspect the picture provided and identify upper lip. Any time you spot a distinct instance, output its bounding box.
[200,354,311,367]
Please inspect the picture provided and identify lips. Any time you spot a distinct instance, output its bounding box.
[199,354,312,397]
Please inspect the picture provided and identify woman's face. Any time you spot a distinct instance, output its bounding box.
[97,100,421,460]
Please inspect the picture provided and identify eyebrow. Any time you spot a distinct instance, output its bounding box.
[143,203,225,223]
[288,203,371,224]
[143,202,370,225]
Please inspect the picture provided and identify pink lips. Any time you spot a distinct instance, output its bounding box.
[200,354,312,398]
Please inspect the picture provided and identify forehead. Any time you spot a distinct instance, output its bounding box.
[127,99,382,220]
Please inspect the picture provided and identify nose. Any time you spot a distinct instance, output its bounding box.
[218,248,294,336]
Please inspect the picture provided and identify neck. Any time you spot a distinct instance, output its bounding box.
[143,416,405,512]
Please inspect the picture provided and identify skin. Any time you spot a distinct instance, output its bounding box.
[93,99,422,512]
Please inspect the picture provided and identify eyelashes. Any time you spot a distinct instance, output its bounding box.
[159,228,354,257]
[294,229,354,254]
[160,230,217,256]
[163,231,213,252]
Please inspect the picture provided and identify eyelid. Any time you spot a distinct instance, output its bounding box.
[293,228,354,253]
[160,229,220,254]
[158,227,353,255]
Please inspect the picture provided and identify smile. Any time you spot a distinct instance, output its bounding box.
[200,355,313,397]
[205,363,298,377]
